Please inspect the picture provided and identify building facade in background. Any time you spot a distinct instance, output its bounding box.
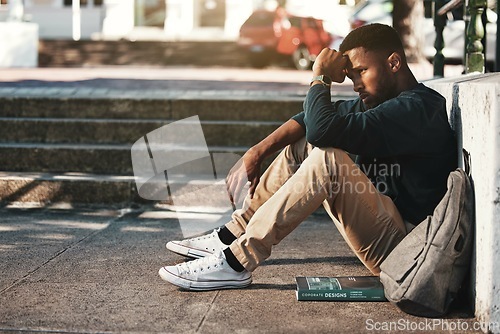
[0,0,354,40]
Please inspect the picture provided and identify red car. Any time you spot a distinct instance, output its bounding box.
[238,9,333,70]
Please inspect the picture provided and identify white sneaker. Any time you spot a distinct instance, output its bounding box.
[158,251,252,291]
[166,228,227,259]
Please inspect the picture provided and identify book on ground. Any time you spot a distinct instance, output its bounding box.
[295,276,387,301]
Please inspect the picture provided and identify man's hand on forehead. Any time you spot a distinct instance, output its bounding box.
[312,48,348,84]
[342,54,352,78]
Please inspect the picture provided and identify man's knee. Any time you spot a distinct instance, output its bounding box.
[307,147,354,171]
[284,136,312,164]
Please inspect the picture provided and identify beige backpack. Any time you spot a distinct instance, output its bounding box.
[380,152,474,317]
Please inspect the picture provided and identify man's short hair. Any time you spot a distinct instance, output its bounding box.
[339,23,405,58]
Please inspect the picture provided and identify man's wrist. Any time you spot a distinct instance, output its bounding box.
[248,144,266,162]
[310,75,332,87]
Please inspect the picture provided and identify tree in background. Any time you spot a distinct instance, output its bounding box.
[393,0,426,62]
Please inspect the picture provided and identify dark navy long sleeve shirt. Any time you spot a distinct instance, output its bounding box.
[292,83,457,225]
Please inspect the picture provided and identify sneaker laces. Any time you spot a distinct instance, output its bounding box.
[177,251,225,275]
[186,228,221,243]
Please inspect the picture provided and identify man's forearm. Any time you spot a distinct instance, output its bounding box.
[250,119,305,159]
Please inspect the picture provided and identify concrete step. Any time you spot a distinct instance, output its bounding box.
[0,92,300,207]
[0,117,281,146]
[0,171,244,208]
[0,143,248,175]
[0,95,303,121]
[0,172,141,207]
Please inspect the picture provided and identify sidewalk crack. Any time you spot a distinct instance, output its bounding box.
[0,227,101,296]
[195,291,219,332]
[0,208,133,295]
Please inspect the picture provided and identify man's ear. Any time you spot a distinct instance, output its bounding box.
[387,52,402,72]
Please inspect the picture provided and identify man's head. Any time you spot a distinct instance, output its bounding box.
[339,23,406,60]
[338,24,414,109]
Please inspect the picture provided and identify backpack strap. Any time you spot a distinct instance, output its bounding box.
[462,148,471,177]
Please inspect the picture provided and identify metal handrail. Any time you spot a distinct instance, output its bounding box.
[431,0,488,76]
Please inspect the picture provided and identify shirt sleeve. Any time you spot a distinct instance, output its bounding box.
[303,84,441,157]
[291,111,306,129]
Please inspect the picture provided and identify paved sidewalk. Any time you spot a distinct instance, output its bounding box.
[0,207,479,334]
[0,66,335,99]
[0,63,464,100]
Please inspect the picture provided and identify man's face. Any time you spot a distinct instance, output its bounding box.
[343,47,397,109]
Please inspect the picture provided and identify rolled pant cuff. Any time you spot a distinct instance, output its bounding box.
[225,221,245,239]
[229,242,256,272]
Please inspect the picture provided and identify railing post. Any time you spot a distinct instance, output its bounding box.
[465,0,487,73]
[496,0,500,71]
[433,0,447,77]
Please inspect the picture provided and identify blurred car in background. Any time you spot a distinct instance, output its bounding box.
[346,0,497,66]
[238,9,334,70]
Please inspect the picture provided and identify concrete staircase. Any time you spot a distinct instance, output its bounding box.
[0,92,303,208]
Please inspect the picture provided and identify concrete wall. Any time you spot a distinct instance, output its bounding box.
[0,22,38,67]
[426,73,500,333]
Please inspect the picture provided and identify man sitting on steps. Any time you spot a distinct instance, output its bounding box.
[158,23,458,291]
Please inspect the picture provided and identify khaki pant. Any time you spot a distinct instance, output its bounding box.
[226,137,406,275]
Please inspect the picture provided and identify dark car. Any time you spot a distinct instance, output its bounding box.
[238,9,333,70]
